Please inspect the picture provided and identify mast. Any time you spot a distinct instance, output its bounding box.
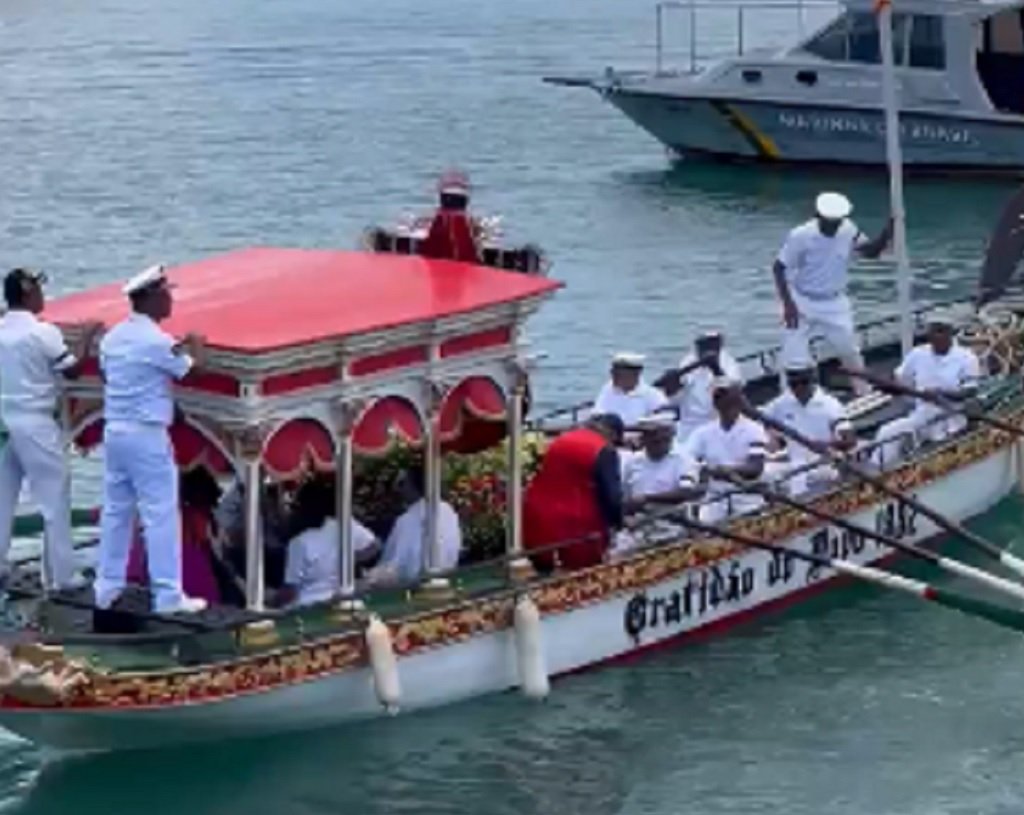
[877,0,913,354]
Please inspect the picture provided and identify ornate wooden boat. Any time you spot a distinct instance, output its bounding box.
[0,244,1021,753]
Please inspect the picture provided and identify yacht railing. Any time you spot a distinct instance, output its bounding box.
[654,0,840,75]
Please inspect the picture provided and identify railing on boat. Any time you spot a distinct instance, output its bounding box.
[529,295,965,431]
[652,0,840,75]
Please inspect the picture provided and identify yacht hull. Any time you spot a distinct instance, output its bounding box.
[607,91,1024,172]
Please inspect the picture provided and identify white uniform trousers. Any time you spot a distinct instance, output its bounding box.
[0,417,75,589]
[781,292,867,394]
[96,424,184,612]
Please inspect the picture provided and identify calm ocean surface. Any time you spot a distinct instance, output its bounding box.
[3,0,1024,812]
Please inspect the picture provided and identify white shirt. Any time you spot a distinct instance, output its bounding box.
[379,498,462,584]
[671,350,741,437]
[0,311,75,426]
[777,219,866,299]
[685,416,768,496]
[896,342,980,435]
[593,381,667,427]
[100,314,192,427]
[763,387,851,465]
[622,449,698,500]
[284,517,376,607]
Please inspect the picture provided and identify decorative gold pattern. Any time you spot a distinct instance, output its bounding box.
[7,415,1020,711]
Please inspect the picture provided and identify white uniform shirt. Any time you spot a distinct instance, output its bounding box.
[685,416,768,496]
[896,343,980,436]
[763,387,851,465]
[100,314,192,427]
[622,448,698,500]
[284,517,377,607]
[379,498,462,584]
[593,381,667,427]
[777,219,866,300]
[671,350,741,438]
[0,311,75,426]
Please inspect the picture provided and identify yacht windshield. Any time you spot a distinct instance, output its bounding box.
[803,11,945,69]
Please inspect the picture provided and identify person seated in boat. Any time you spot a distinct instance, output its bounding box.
[622,413,703,513]
[656,330,741,446]
[126,468,224,606]
[773,192,893,397]
[593,352,667,430]
[523,413,624,572]
[684,377,768,524]
[364,463,462,587]
[418,169,481,264]
[277,477,379,608]
[762,361,855,495]
[214,478,291,592]
[871,308,981,468]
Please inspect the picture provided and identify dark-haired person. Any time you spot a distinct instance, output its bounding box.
[523,413,625,571]
[418,170,481,264]
[278,477,378,608]
[366,464,462,586]
[126,468,224,606]
[94,264,208,616]
[0,268,100,592]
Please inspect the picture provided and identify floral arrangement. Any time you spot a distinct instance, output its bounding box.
[352,433,548,563]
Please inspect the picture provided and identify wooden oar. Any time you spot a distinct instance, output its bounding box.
[846,368,1024,439]
[746,401,1024,582]
[672,511,1024,633]
[718,471,1024,604]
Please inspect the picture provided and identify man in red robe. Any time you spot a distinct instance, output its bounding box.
[523,414,624,572]
[419,169,481,264]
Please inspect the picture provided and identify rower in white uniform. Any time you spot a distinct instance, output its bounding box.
[94,265,208,615]
[660,330,741,446]
[0,269,100,591]
[622,413,703,513]
[762,361,856,494]
[684,377,768,523]
[872,308,981,467]
[593,352,666,428]
[773,192,892,396]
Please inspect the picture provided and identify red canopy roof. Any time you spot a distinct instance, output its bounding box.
[44,248,560,354]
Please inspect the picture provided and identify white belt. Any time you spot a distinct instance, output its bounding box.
[105,420,168,435]
[794,288,843,303]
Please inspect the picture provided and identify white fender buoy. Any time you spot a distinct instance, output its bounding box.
[514,595,549,700]
[365,614,401,714]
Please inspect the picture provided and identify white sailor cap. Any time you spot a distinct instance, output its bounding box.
[815,192,853,221]
[122,264,169,296]
[636,412,677,432]
[926,303,972,327]
[784,358,817,375]
[611,351,646,368]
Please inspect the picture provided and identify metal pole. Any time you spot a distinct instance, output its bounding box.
[506,385,524,557]
[878,0,913,355]
[243,457,264,611]
[738,6,745,56]
[689,0,697,73]
[423,414,442,576]
[336,429,355,599]
[656,3,664,74]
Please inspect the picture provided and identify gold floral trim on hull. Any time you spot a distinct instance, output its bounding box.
[9,417,1020,711]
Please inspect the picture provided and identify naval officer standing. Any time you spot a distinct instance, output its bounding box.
[94,265,208,614]
[773,192,892,396]
[0,269,100,591]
